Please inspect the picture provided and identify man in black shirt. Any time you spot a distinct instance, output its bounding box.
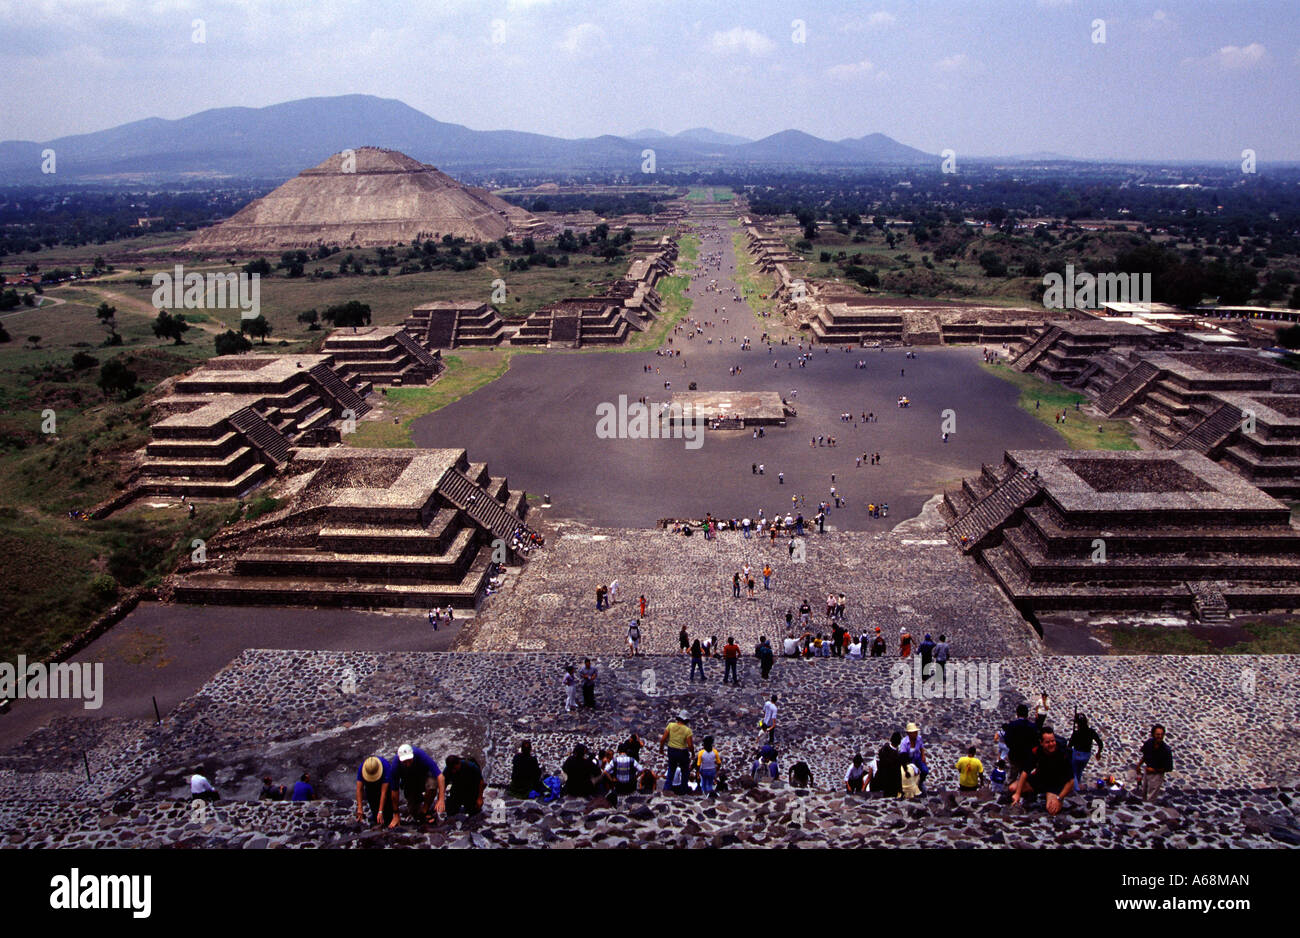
[1001,703,1046,784]
[869,731,905,797]
[1132,724,1173,801]
[1010,729,1074,814]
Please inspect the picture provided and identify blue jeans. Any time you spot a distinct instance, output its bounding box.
[724,658,738,683]
[1071,749,1091,789]
[690,659,705,681]
[700,769,716,793]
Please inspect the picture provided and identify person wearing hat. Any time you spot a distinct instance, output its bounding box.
[394,743,444,823]
[356,755,397,829]
[899,722,929,793]
[658,710,695,794]
[898,626,913,658]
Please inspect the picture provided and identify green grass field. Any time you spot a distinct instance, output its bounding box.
[1108,620,1300,655]
[981,363,1139,450]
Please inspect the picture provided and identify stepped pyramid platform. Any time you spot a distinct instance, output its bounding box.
[135,355,373,498]
[1009,319,1174,383]
[406,301,507,348]
[318,326,444,384]
[171,447,536,609]
[945,449,1300,620]
[510,298,632,348]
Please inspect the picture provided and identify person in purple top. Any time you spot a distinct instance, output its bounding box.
[290,772,315,802]
[394,743,445,822]
[356,756,397,829]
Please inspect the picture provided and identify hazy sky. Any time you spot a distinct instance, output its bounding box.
[1,0,1297,161]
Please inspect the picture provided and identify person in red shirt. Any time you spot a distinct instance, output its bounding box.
[722,636,741,685]
[899,627,913,658]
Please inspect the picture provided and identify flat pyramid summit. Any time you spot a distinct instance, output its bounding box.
[186,146,537,251]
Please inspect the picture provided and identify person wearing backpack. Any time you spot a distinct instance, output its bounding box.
[604,743,643,796]
[627,620,642,656]
[756,635,775,680]
[696,736,722,797]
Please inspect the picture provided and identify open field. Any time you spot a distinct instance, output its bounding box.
[981,362,1140,450]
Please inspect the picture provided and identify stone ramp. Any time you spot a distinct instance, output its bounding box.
[1096,361,1160,416]
[392,329,444,373]
[229,406,291,465]
[308,363,371,417]
[1011,325,1061,373]
[437,467,531,542]
[1174,402,1242,455]
[948,472,1042,552]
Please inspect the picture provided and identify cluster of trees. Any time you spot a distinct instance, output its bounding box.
[0,185,265,256]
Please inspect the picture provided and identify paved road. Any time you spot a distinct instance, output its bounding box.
[413,218,1060,528]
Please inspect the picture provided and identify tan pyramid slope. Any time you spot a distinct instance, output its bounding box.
[187,147,537,250]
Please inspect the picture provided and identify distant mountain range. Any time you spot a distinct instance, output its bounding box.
[0,94,939,184]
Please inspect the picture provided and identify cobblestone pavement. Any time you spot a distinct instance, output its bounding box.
[1,645,1296,848]
[459,501,1041,659]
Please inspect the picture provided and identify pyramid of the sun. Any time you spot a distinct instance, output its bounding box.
[186,147,536,250]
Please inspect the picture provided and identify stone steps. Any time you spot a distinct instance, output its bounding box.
[307,363,371,418]
[229,407,292,465]
[948,470,1041,552]
[1096,361,1160,416]
[1010,325,1061,373]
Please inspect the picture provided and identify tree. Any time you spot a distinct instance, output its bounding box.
[97,358,137,397]
[242,258,271,276]
[214,330,253,356]
[95,301,120,344]
[297,308,320,330]
[241,314,272,343]
[322,300,372,332]
[152,310,190,345]
[978,251,1008,278]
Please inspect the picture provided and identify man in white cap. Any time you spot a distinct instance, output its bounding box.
[658,710,695,794]
[394,743,445,823]
[189,772,219,803]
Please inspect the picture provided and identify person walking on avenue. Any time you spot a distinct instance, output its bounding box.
[580,658,598,708]
[758,694,779,745]
[627,619,642,656]
[722,636,741,684]
[756,635,775,679]
[563,664,579,713]
[933,634,950,682]
[659,711,695,794]
[689,639,706,682]
[1068,714,1104,790]
[1132,724,1173,801]
[639,595,648,618]
[733,571,742,598]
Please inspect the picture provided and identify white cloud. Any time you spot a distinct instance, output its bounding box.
[557,22,606,55]
[826,58,888,83]
[710,27,774,56]
[936,53,969,72]
[1213,42,1267,69]
[841,11,896,33]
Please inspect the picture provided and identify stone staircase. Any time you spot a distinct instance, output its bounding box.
[308,364,371,417]
[948,471,1043,552]
[1187,580,1230,625]
[1010,325,1061,373]
[228,407,291,465]
[1173,402,1242,455]
[392,329,444,374]
[1096,361,1160,416]
[437,468,532,542]
[1068,361,1101,389]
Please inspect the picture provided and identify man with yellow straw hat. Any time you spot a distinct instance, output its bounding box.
[355,754,397,829]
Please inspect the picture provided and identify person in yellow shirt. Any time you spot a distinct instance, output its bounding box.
[956,746,984,792]
[658,711,695,794]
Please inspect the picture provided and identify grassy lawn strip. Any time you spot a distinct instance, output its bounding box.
[1108,620,1300,655]
[677,234,700,269]
[980,362,1138,450]
[347,350,519,447]
[730,230,778,317]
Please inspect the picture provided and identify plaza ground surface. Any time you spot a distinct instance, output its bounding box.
[412,223,1060,529]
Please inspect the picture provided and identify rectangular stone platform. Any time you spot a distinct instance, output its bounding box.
[667,390,788,426]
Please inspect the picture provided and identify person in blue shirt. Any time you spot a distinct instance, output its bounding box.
[394,743,445,823]
[290,772,315,802]
[356,756,397,829]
